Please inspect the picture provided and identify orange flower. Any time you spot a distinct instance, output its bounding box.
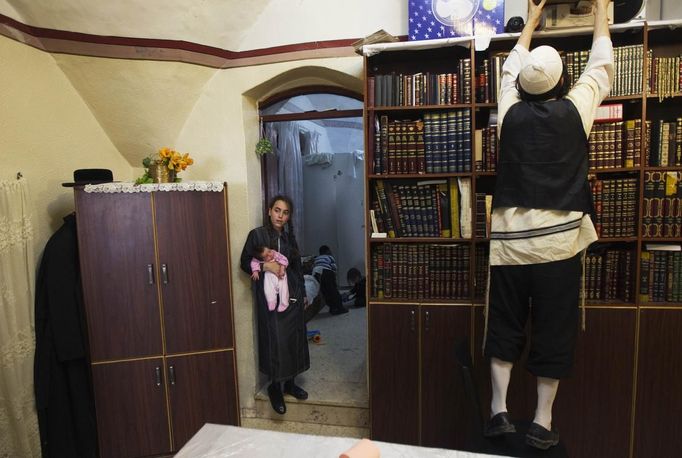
[159,147,172,159]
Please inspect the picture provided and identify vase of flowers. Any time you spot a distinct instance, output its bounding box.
[136,147,194,184]
[148,162,176,183]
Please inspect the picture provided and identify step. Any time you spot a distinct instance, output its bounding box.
[252,393,369,429]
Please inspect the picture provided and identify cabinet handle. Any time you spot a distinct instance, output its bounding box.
[169,365,176,385]
[410,309,416,332]
[147,264,154,285]
[424,310,430,333]
[161,264,169,284]
[154,366,162,386]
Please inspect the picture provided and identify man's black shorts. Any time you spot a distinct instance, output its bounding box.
[484,253,582,379]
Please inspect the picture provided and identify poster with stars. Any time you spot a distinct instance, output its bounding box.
[408,0,505,41]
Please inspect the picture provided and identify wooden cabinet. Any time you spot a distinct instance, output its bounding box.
[369,303,472,448]
[75,186,239,458]
[369,303,419,444]
[364,20,682,458]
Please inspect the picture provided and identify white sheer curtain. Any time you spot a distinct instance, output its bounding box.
[273,122,304,247]
[0,177,40,457]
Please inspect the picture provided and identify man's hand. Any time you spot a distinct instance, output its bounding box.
[528,0,546,28]
[518,0,546,50]
[593,0,611,39]
[594,0,611,10]
[278,264,287,279]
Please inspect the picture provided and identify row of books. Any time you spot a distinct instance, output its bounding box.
[590,178,638,238]
[475,55,506,104]
[643,171,682,238]
[370,243,470,300]
[584,248,635,302]
[369,60,472,107]
[371,47,681,113]
[473,244,489,299]
[648,52,682,100]
[371,113,681,176]
[370,178,472,239]
[588,119,642,169]
[372,110,472,175]
[474,193,493,239]
[474,124,499,172]
[645,118,682,167]
[564,45,643,97]
[368,243,681,304]
[639,245,682,303]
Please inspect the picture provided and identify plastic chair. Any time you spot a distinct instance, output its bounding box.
[454,338,568,457]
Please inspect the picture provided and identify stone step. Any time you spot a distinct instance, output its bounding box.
[241,417,369,438]
[252,394,369,429]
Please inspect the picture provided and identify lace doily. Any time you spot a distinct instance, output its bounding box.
[84,181,224,193]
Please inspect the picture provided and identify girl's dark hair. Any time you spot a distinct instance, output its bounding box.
[266,194,294,232]
[266,194,300,259]
[516,63,570,102]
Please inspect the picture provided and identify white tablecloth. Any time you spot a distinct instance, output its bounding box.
[175,424,508,458]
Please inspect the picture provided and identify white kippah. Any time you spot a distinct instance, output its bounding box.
[518,45,564,95]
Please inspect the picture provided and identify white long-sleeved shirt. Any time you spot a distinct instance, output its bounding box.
[490,36,614,266]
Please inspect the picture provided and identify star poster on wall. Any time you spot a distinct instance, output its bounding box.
[408,0,505,41]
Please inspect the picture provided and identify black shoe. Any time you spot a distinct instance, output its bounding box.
[329,307,349,315]
[267,383,286,414]
[283,380,309,400]
[525,422,560,450]
[483,412,516,437]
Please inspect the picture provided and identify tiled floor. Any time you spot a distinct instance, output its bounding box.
[297,304,368,407]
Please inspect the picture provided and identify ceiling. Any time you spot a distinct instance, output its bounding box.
[2,0,393,167]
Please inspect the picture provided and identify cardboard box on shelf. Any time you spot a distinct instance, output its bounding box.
[544,0,614,29]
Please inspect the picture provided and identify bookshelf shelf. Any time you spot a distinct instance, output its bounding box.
[606,94,643,101]
[368,172,472,179]
[590,167,641,173]
[643,166,682,171]
[646,92,682,99]
[368,237,474,244]
[585,299,637,306]
[369,103,473,111]
[596,237,639,243]
[364,22,682,455]
[639,302,682,308]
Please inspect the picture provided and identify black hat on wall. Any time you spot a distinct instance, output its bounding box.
[61,169,114,187]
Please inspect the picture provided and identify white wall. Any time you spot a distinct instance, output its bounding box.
[0,37,132,255]
[0,0,539,421]
[302,152,366,284]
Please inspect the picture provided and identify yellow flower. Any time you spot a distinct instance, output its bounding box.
[159,147,172,159]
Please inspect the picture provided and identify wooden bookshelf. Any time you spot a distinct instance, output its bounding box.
[364,21,682,458]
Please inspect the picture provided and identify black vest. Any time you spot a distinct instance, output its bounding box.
[493,99,594,215]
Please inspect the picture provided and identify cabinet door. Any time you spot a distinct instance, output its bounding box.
[154,190,233,354]
[91,358,170,458]
[421,305,473,450]
[76,191,162,361]
[369,303,419,445]
[167,351,239,450]
[634,309,682,458]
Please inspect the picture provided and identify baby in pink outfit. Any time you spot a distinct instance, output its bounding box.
[250,246,290,312]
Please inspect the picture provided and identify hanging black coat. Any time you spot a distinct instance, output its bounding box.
[240,225,310,382]
[34,214,97,457]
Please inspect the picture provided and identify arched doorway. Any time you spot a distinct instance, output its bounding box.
[258,86,368,409]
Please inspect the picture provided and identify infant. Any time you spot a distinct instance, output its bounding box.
[250,245,290,312]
